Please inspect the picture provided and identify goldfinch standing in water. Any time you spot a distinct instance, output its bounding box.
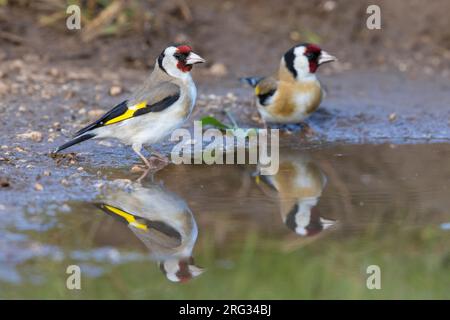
[54,45,205,167]
[241,43,336,126]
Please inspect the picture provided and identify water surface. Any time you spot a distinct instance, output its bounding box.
[1,143,450,299]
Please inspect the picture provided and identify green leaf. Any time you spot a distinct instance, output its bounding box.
[200,116,231,130]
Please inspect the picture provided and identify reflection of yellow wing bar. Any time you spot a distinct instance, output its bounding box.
[104,205,148,231]
[105,101,147,125]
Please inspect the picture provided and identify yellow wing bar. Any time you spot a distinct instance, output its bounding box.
[104,204,148,231]
[104,101,147,125]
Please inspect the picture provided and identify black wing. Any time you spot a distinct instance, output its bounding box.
[74,100,128,137]
[74,92,180,137]
[133,94,180,116]
[257,89,277,106]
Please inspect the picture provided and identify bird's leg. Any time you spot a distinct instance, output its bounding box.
[145,146,170,164]
[136,168,150,184]
[131,144,152,183]
[300,122,315,136]
[132,144,151,168]
[268,123,289,132]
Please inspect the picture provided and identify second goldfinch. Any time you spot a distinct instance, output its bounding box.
[55,45,205,167]
[241,43,336,125]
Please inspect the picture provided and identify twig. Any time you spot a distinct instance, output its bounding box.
[0,30,24,45]
[38,11,66,27]
[82,0,126,43]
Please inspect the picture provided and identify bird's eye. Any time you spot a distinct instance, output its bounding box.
[174,52,188,60]
[305,52,317,60]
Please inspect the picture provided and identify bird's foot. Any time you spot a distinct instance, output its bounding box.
[136,168,150,184]
[147,155,170,171]
[144,147,170,163]
[147,146,170,164]
[148,153,170,164]
[131,161,166,183]
[130,165,150,183]
[270,123,302,132]
[300,123,315,137]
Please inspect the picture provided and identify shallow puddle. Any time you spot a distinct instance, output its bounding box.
[1,143,450,298]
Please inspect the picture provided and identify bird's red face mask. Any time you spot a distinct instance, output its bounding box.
[304,44,322,73]
[174,45,206,73]
[304,44,337,73]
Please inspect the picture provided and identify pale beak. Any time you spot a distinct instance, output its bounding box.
[318,51,337,65]
[185,52,206,65]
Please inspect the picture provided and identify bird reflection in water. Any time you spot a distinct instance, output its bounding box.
[96,181,203,282]
[256,148,336,236]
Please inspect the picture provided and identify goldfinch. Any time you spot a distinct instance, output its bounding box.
[54,45,205,168]
[256,149,335,236]
[96,182,204,283]
[241,43,336,125]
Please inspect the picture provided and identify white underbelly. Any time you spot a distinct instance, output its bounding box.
[291,91,315,118]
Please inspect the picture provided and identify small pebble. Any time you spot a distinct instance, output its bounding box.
[49,67,59,77]
[34,183,43,191]
[88,109,105,119]
[389,113,397,122]
[17,131,43,142]
[0,177,10,188]
[109,85,122,96]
